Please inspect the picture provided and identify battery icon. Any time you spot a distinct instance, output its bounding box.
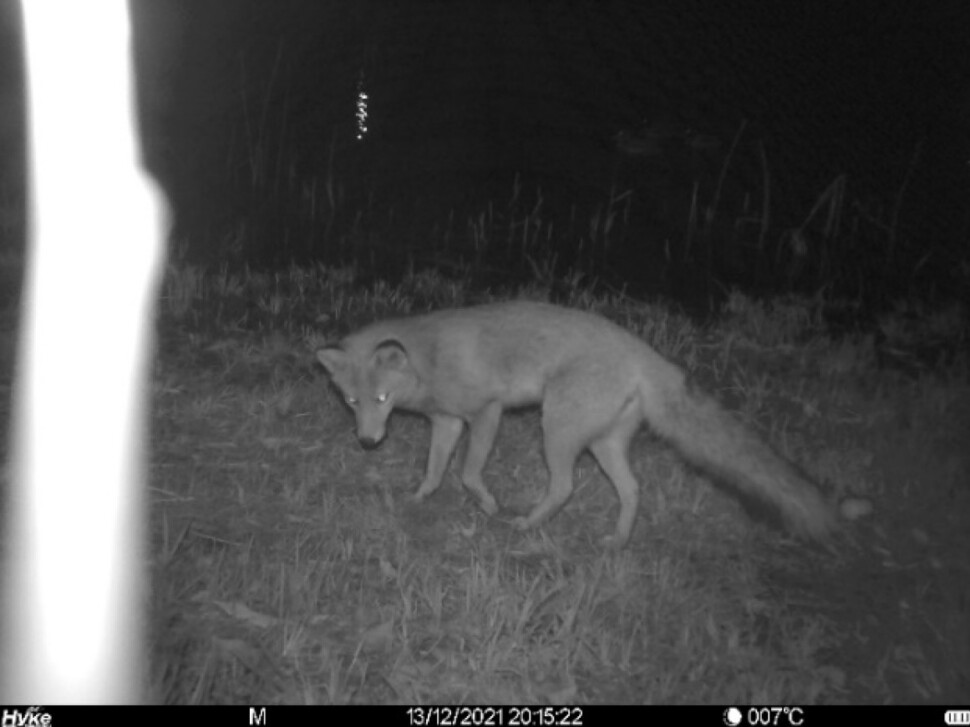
[946,710,970,725]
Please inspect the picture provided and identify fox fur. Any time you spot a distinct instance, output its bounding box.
[317,301,838,549]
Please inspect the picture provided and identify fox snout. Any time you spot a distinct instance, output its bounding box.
[354,414,388,449]
[357,431,384,449]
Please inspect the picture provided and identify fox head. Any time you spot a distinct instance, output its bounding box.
[316,338,417,448]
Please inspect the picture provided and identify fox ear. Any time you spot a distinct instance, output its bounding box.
[373,339,409,369]
[316,346,347,375]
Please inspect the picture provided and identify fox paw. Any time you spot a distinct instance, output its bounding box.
[476,494,499,516]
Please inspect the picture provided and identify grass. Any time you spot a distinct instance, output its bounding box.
[132,264,968,703]
[162,81,968,313]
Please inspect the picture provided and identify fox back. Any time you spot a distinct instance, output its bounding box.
[319,301,678,414]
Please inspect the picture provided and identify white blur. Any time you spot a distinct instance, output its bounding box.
[1,0,167,703]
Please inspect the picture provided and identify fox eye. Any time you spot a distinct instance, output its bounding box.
[376,392,389,404]
[345,396,358,407]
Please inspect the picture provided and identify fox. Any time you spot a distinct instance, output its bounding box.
[316,300,839,549]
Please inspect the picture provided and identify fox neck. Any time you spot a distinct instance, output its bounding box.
[391,379,430,413]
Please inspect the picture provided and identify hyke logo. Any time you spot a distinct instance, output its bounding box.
[1,707,52,727]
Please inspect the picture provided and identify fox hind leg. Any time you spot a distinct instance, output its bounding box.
[511,388,589,533]
[413,414,464,503]
[459,400,502,515]
[588,396,642,549]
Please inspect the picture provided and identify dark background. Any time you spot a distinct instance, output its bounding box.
[1,0,968,308]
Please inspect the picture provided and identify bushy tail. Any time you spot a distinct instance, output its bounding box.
[648,383,839,543]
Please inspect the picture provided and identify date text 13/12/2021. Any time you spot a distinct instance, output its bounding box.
[406,706,584,727]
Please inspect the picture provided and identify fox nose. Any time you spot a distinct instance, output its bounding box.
[358,435,382,450]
